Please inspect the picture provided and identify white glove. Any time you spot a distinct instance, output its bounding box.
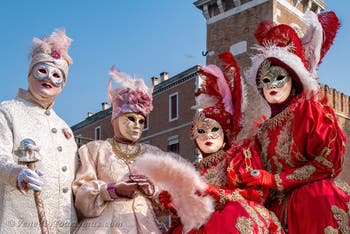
[17,168,43,191]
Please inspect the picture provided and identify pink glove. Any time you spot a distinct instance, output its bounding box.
[241,169,276,189]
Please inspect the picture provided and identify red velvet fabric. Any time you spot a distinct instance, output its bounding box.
[259,94,350,233]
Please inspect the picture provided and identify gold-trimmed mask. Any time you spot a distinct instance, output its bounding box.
[258,60,291,89]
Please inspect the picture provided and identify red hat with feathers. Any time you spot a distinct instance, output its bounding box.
[246,10,340,99]
[192,52,245,143]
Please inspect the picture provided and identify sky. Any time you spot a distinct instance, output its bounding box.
[0,1,349,126]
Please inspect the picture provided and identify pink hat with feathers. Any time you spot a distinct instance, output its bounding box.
[28,28,73,85]
[108,66,153,120]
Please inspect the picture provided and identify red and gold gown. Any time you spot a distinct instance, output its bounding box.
[259,94,350,233]
[169,139,284,234]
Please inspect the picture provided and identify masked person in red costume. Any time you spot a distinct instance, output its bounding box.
[73,67,166,233]
[241,11,350,233]
[160,52,284,233]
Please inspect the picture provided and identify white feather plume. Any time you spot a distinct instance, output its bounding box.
[301,11,323,79]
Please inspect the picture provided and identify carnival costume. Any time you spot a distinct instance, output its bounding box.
[73,67,165,233]
[242,11,350,233]
[0,29,77,233]
[159,52,284,233]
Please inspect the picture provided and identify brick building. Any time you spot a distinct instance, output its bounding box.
[71,0,350,181]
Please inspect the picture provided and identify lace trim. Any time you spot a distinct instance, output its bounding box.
[263,106,292,130]
[198,150,226,170]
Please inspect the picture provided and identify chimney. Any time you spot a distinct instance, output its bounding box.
[151,76,159,86]
[160,72,169,82]
[101,102,110,110]
[87,112,93,117]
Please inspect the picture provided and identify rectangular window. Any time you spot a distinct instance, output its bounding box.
[168,136,179,153]
[95,126,101,140]
[169,92,179,121]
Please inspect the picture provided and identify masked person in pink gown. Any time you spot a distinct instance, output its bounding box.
[160,52,284,234]
[73,67,166,233]
[241,11,350,233]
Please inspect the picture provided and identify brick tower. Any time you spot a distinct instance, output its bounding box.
[194,0,325,69]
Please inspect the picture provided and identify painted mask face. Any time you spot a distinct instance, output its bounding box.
[114,112,145,142]
[258,61,292,104]
[194,117,225,154]
[258,64,291,90]
[32,62,65,87]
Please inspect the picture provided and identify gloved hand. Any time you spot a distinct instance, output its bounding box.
[17,168,43,192]
[204,184,221,201]
[129,174,155,197]
[241,169,276,189]
[159,190,174,209]
[114,181,139,198]
[239,188,262,203]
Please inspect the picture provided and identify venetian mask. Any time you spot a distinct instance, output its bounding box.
[192,113,225,154]
[32,62,65,87]
[113,112,145,142]
[258,60,293,104]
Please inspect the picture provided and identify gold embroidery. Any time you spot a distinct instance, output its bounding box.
[236,217,254,234]
[243,148,253,171]
[330,205,350,234]
[325,112,335,123]
[286,165,316,180]
[320,147,332,158]
[315,156,333,169]
[324,226,338,234]
[263,106,292,130]
[334,180,350,196]
[274,174,284,192]
[258,125,271,171]
[198,150,226,170]
[276,116,295,169]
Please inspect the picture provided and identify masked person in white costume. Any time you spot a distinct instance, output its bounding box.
[0,29,77,233]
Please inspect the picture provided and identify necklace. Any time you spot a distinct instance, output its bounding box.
[111,139,141,164]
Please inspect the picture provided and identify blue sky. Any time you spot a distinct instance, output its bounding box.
[0,1,348,126]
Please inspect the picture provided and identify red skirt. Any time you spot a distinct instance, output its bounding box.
[169,199,284,234]
[269,179,350,233]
